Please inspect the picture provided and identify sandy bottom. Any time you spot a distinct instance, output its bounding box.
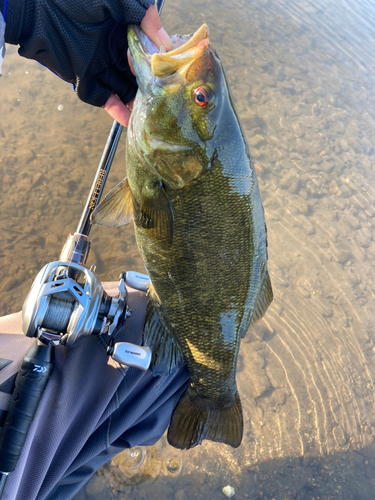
[1,0,375,498]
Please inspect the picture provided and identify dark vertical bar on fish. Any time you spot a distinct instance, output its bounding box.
[76,0,165,237]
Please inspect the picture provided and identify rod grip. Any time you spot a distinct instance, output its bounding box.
[0,341,54,473]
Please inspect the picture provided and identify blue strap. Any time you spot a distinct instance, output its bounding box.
[2,0,7,20]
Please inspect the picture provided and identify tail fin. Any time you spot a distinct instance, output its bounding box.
[167,389,243,450]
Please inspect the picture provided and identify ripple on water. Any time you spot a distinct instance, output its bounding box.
[102,444,162,490]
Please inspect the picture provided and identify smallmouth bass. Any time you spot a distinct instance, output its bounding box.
[92,24,273,449]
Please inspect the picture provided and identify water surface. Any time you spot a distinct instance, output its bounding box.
[1,0,375,498]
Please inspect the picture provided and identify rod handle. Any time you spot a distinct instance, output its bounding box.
[0,341,54,473]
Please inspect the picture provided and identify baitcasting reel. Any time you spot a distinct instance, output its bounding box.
[22,232,152,371]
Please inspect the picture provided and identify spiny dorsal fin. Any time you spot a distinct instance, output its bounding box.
[143,296,184,375]
[248,271,273,330]
[91,178,133,227]
[136,181,174,249]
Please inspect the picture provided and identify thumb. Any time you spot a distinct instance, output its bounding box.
[140,3,172,51]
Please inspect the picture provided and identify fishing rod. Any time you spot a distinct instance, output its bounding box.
[0,1,165,495]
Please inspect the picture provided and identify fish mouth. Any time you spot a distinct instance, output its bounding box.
[129,24,211,152]
[129,23,210,80]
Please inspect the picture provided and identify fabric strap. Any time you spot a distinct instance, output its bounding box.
[0,282,189,500]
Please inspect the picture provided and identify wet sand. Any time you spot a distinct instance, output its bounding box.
[1,0,375,498]
[0,45,143,316]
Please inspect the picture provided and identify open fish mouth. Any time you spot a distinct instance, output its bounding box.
[131,23,210,79]
[128,24,212,154]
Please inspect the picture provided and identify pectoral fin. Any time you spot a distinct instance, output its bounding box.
[91,178,133,227]
[143,296,184,375]
[136,181,174,248]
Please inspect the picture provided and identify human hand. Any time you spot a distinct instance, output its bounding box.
[104,3,172,126]
[3,0,171,126]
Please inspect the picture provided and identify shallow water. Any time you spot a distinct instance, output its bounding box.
[1,0,375,498]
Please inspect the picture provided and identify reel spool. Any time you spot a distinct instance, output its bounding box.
[21,232,152,371]
[22,260,127,346]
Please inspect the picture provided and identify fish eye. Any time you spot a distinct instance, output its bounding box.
[193,87,210,107]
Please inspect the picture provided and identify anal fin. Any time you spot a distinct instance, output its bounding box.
[143,297,184,375]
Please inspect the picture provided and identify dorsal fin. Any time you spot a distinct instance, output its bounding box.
[249,271,273,329]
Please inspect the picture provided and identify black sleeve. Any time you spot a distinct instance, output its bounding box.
[1,0,154,106]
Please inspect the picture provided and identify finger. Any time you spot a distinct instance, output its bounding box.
[126,98,135,111]
[141,3,172,51]
[103,93,133,127]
